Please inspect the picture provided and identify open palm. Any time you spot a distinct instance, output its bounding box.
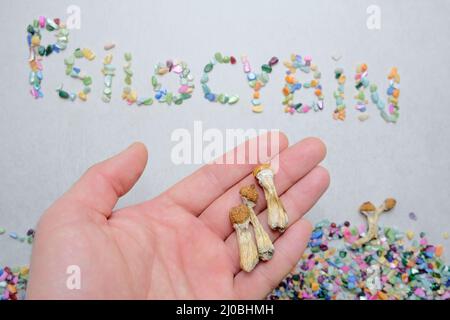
[27,133,329,299]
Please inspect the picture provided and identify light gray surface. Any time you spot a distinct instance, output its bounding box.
[0,0,449,267]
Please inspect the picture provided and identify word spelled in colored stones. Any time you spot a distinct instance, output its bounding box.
[25,17,401,123]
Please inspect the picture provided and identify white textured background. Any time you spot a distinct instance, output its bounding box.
[0,0,449,266]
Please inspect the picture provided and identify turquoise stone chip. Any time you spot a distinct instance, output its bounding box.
[58,90,69,99]
[228,96,239,105]
[29,72,36,84]
[300,66,310,73]
[174,97,183,105]
[261,64,272,73]
[371,92,379,103]
[104,75,112,87]
[201,74,209,84]
[56,42,67,50]
[204,63,213,73]
[259,73,269,84]
[202,84,211,94]
[247,73,256,81]
[251,99,261,106]
[38,46,46,56]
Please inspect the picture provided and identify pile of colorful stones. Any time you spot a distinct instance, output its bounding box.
[1,219,448,300]
[0,266,29,300]
[27,16,69,99]
[201,52,240,105]
[242,55,279,113]
[268,220,449,300]
[282,54,324,115]
[0,228,34,300]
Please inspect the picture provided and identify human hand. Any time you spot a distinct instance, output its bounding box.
[27,133,329,299]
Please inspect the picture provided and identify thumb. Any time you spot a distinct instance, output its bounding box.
[64,142,148,218]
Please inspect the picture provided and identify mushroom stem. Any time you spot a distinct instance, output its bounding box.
[353,198,397,248]
[248,205,275,261]
[240,185,274,261]
[230,205,259,272]
[253,165,288,232]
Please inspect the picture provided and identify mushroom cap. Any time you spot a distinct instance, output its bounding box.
[239,184,259,203]
[359,201,376,213]
[229,204,250,224]
[384,198,397,211]
[252,163,271,177]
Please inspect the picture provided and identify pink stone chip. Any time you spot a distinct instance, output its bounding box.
[39,16,46,28]
[172,64,183,74]
[178,85,189,94]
